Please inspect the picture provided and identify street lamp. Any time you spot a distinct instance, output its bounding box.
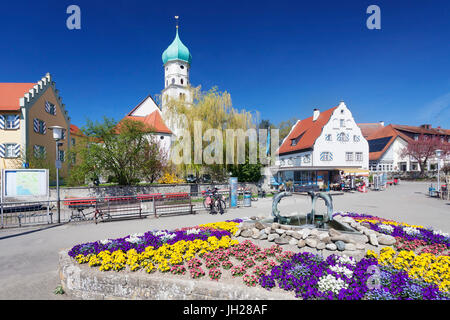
[435,149,443,193]
[49,126,64,223]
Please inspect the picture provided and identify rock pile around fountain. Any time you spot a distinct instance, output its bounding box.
[235,214,396,259]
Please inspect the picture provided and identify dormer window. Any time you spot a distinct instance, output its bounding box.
[291,132,304,146]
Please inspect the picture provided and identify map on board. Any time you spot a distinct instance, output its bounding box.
[2,169,48,198]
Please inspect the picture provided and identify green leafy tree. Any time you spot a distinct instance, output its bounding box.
[277,117,299,145]
[165,86,261,182]
[68,117,167,186]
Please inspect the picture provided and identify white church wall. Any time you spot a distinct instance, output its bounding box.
[130,96,161,117]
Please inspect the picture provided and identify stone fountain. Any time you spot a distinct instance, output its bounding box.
[267,191,355,232]
[235,190,395,257]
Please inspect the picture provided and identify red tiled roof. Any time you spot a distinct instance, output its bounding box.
[366,124,412,161]
[70,124,84,136]
[278,106,338,155]
[357,123,384,138]
[121,111,172,134]
[0,83,36,110]
[391,124,450,136]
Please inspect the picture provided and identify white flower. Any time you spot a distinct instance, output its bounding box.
[403,227,420,236]
[126,233,144,243]
[378,224,394,234]
[433,229,449,238]
[317,274,349,294]
[336,255,356,266]
[100,239,111,245]
[329,265,354,278]
[186,228,201,235]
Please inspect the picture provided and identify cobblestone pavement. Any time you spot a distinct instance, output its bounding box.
[0,181,448,300]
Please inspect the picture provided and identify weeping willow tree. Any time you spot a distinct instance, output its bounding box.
[164,86,262,182]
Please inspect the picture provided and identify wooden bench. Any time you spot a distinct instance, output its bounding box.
[153,193,195,218]
[63,197,97,221]
[137,193,163,202]
[94,196,143,224]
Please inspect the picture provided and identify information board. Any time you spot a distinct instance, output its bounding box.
[1,169,49,198]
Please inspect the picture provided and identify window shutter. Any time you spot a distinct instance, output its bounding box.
[42,121,47,134]
[0,144,5,158]
[33,118,39,133]
[14,144,21,158]
[0,115,4,129]
[62,129,66,140]
[14,115,20,129]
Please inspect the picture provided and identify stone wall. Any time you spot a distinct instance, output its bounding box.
[58,249,292,300]
[1,183,237,203]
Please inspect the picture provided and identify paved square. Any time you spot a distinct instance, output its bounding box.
[0,181,448,299]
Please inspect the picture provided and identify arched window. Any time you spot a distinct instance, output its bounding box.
[181,78,184,85]
[171,78,175,85]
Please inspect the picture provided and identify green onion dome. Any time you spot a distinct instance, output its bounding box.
[162,28,192,65]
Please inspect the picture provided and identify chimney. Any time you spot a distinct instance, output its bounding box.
[420,124,431,129]
[313,108,320,121]
[379,121,384,127]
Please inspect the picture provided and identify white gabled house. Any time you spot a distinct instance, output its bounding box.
[271,101,369,191]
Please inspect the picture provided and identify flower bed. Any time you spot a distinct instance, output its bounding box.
[68,220,242,259]
[336,212,450,256]
[259,252,448,300]
[366,247,450,293]
[67,216,450,300]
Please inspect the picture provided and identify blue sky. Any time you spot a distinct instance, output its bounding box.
[1,0,449,129]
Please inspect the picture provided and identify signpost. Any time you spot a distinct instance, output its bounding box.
[229,177,238,208]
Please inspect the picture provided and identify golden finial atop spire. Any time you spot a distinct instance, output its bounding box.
[175,16,179,29]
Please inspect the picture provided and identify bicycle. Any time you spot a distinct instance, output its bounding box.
[93,201,112,224]
[94,208,112,224]
[203,187,226,214]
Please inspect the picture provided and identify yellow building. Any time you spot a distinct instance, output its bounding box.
[0,73,71,178]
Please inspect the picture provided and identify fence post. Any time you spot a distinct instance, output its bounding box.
[1,201,3,228]
[47,200,50,224]
[153,195,157,218]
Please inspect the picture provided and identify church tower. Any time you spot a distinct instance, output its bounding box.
[161,17,192,111]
